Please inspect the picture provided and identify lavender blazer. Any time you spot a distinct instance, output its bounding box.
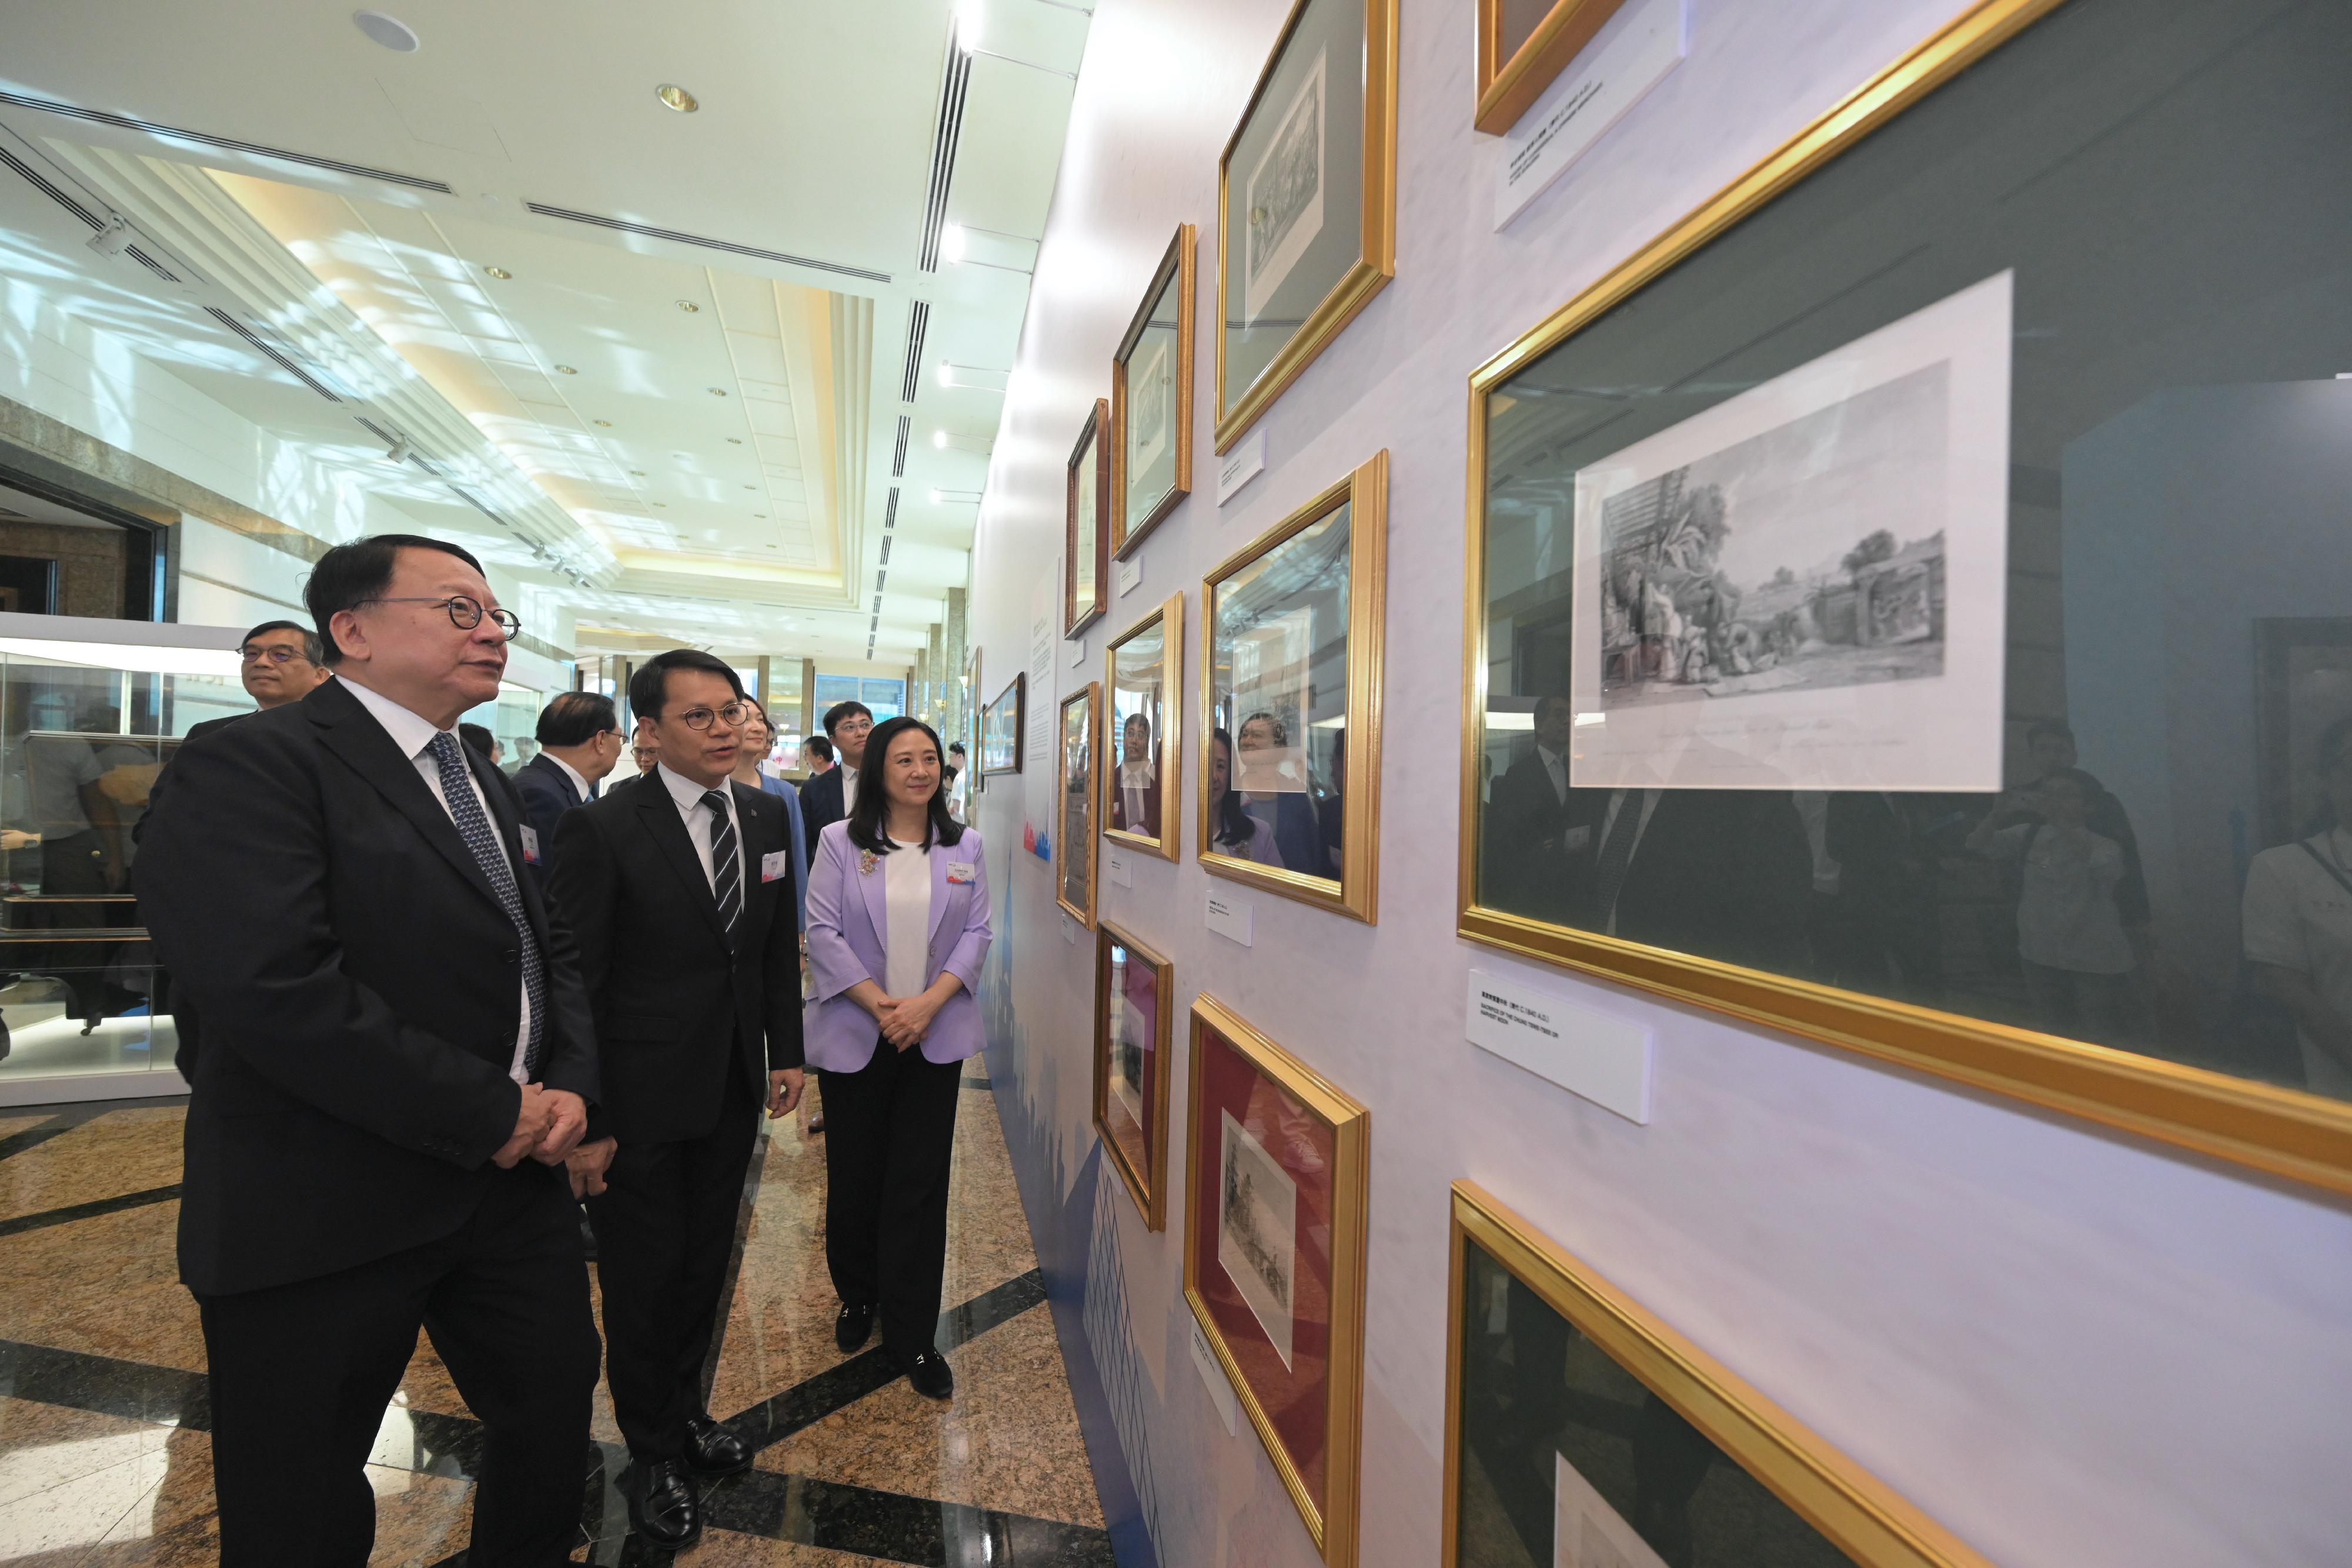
[804,820,993,1070]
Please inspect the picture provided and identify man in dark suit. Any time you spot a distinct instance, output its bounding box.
[512,691,621,887]
[198,618,331,739]
[550,650,805,1548]
[1108,713,1160,840]
[1484,696,1581,923]
[1576,787,1813,973]
[798,698,873,845]
[136,535,602,1567]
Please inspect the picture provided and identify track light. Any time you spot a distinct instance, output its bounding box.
[86,219,133,258]
[941,223,968,264]
[385,437,413,464]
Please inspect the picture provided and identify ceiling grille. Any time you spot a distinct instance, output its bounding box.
[524,203,890,285]
[891,416,911,477]
[899,300,930,404]
[0,89,452,192]
[205,307,343,402]
[0,141,181,283]
[884,487,900,529]
[878,534,893,566]
[917,29,973,273]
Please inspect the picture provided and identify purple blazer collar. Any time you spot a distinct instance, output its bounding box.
[851,837,960,952]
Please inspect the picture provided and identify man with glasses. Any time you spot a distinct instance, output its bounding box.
[797,699,872,846]
[137,534,602,1567]
[208,620,330,737]
[513,691,621,890]
[549,649,804,1548]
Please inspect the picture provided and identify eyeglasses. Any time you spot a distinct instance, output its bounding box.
[239,646,310,665]
[362,595,521,638]
[678,703,750,732]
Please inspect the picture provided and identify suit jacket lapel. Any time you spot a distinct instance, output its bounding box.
[307,683,505,916]
[928,841,956,947]
[857,834,889,951]
[635,781,728,942]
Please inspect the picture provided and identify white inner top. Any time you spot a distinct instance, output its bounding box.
[883,837,931,999]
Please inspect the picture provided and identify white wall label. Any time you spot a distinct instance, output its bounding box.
[1070,638,1087,667]
[1063,914,1080,944]
[1495,0,1686,230]
[1217,430,1267,504]
[1116,558,1143,597]
[1205,890,1253,946]
[1191,1319,1240,1435]
[1107,848,1133,887]
[1465,969,1652,1124]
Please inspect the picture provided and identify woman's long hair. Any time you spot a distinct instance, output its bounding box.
[848,715,966,854]
[1209,727,1255,851]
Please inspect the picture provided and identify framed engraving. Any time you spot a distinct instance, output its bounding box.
[1215,0,1398,453]
[1057,681,1102,927]
[1201,452,1386,922]
[1106,593,1184,862]
[1067,400,1111,639]
[980,672,1025,777]
[1186,994,1368,1568]
[1474,0,1632,134]
[1094,920,1173,1229]
[1113,225,1197,557]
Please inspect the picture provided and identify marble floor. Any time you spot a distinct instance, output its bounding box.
[0,1072,1114,1566]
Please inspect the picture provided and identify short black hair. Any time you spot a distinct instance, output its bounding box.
[458,722,497,757]
[630,648,744,723]
[847,716,964,854]
[241,619,325,665]
[949,741,967,755]
[823,699,873,737]
[305,534,486,665]
[804,735,835,764]
[537,691,618,747]
[1532,693,1575,724]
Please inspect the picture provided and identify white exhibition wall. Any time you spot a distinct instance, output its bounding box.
[963,3,2352,1566]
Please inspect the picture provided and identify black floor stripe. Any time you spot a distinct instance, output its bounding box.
[0,1095,179,1164]
[0,1115,79,1165]
[960,1075,993,1090]
[0,1182,181,1239]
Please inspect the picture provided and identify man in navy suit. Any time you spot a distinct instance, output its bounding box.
[797,700,873,846]
[513,692,621,887]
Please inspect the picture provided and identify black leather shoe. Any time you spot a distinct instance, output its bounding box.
[899,1345,954,1400]
[621,1457,700,1547]
[684,1413,750,1477]
[834,1301,874,1353]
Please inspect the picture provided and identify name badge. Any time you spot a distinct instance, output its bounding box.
[519,825,542,865]
[947,861,977,885]
[760,849,789,884]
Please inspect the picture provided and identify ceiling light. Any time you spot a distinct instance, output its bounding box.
[353,9,420,52]
[593,419,613,427]
[554,365,577,375]
[484,265,512,280]
[707,387,727,397]
[676,300,700,313]
[86,219,133,258]
[954,0,983,52]
[630,470,646,476]
[385,436,413,464]
[936,363,954,388]
[929,487,943,503]
[656,83,699,113]
[653,502,667,508]
[941,223,968,264]
[727,437,743,445]
[931,429,947,450]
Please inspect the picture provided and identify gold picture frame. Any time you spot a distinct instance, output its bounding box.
[1112,224,1196,559]
[1213,0,1398,454]
[1445,1181,1994,1567]
[1185,994,1368,1568]
[1094,920,1174,1230]
[1456,0,2352,1196]
[1056,681,1102,928]
[1104,592,1184,862]
[1473,0,1632,135]
[1065,399,1110,638]
[965,647,983,798]
[980,671,1024,777]
[1200,450,1386,923]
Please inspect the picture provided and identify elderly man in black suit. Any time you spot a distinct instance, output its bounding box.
[550,649,804,1547]
[512,691,621,887]
[136,534,602,1568]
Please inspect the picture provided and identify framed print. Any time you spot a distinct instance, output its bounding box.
[1067,400,1111,638]
[1446,1181,1993,1568]
[1461,0,2352,1194]
[1112,225,1196,557]
[1106,593,1184,862]
[980,672,1025,777]
[1057,682,1102,927]
[1094,921,1172,1229]
[1201,451,1386,922]
[1474,0,1632,134]
[1214,0,1397,453]
[1185,994,1368,1568]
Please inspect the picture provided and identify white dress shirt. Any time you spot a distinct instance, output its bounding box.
[1596,788,1665,936]
[1119,760,1155,829]
[655,763,745,895]
[338,676,530,1082]
[1535,744,1568,806]
[546,751,592,803]
[883,838,931,999]
[841,761,860,805]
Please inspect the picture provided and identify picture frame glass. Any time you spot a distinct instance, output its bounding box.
[1110,619,1168,844]
[1494,0,1552,62]
[1124,266,1182,527]
[1208,503,1351,882]
[981,677,1023,775]
[1102,934,1158,1183]
[1469,0,2352,1107]
[1454,1230,1859,1568]
[1191,1019,1337,1513]
[1060,690,1095,912]
[1222,0,1367,407]
[1070,422,1102,627]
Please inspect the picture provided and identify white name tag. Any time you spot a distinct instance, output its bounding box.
[760,849,789,883]
[519,825,541,865]
[947,861,977,885]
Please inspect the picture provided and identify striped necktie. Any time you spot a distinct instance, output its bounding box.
[702,789,743,944]
[425,732,546,1074]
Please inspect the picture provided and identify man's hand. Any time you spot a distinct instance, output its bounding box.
[766,1068,805,1119]
[564,1136,617,1199]
[492,1083,555,1168]
[530,1088,589,1164]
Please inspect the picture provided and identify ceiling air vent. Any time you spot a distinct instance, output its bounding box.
[878,534,893,566]
[523,203,889,285]
[898,300,930,404]
[0,90,452,193]
[883,486,900,530]
[205,307,344,402]
[891,416,911,478]
[917,28,973,273]
[0,136,181,283]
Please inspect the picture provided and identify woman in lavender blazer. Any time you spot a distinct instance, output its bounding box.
[803,715,991,1400]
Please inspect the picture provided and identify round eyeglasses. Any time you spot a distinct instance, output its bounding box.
[679,703,751,732]
[362,595,521,638]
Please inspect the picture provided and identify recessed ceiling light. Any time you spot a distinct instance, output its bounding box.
[755,514,767,520]
[554,365,577,375]
[743,484,756,491]
[726,437,743,445]
[653,502,667,508]
[593,419,612,427]
[676,300,700,313]
[931,429,947,449]
[353,9,420,52]
[707,387,727,397]
[630,469,646,476]
[656,84,700,113]
[484,265,511,280]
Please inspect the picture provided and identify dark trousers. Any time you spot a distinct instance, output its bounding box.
[587,1072,759,1462]
[195,1162,598,1568]
[819,1040,963,1353]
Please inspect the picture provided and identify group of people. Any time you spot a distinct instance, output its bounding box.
[135,534,993,1564]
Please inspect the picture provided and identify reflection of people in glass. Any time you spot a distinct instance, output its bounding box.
[1111,711,1160,839]
[1804,791,1945,1006]
[1207,729,1281,865]
[1235,711,1321,873]
[1581,788,1812,971]
[1485,696,1581,924]
[1968,768,2134,1042]
[2243,716,2352,1098]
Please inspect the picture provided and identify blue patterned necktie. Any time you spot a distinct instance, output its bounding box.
[426,731,546,1074]
[702,790,743,946]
